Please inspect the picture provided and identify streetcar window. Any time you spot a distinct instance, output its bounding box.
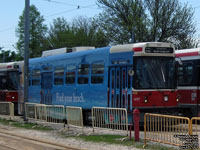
[133,56,176,89]
[78,77,88,84]
[92,63,104,74]
[32,79,40,85]
[78,64,89,84]
[117,70,120,88]
[66,72,75,84]
[78,64,89,75]
[32,69,40,78]
[177,61,194,86]
[91,62,104,84]
[54,66,64,85]
[54,78,63,85]
[0,71,19,90]
[128,73,131,89]
[42,66,52,71]
[122,70,126,89]
[91,76,104,84]
[66,65,76,85]
[54,66,64,77]
[32,69,40,86]
[112,70,115,88]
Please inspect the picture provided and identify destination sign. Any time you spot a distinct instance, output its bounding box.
[145,47,173,53]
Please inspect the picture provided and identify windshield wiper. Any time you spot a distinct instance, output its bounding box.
[161,65,166,83]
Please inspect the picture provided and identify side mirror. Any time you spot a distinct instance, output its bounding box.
[128,69,134,76]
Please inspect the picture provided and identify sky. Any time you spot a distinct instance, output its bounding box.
[0,0,200,52]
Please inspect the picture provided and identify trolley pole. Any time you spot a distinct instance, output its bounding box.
[23,0,30,121]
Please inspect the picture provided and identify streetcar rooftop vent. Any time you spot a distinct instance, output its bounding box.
[72,46,95,52]
[42,47,67,57]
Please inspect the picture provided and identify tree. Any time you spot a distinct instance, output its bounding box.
[71,16,109,47]
[16,5,48,58]
[0,47,21,62]
[47,17,75,49]
[97,0,149,44]
[97,0,198,49]
[47,16,109,49]
[145,0,196,49]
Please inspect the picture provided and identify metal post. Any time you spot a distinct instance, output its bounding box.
[23,0,30,121]
[133,109,140,141]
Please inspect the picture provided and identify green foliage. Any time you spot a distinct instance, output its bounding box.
[145,0,196,49]
[97,0,149,44]
[72,16,109,47]
[47,17,75,48]
[14,1,198,58]
[15,5,48,58]
[15,4,109,58]
[46,16,109,49]
[0,48,22,62]
[97,0,198,49]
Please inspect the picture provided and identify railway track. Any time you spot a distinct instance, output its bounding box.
[0,144,17,150]
[0,128,84,150]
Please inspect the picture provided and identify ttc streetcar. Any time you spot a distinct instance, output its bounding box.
[25,42,177,123]
[0,62,22,115]
[176,48,200,117]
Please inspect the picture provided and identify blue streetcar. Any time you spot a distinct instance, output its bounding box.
[26,42,177,123]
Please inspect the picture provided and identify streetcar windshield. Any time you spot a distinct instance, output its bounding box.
[0,71,19,90]
[133,57,176,89]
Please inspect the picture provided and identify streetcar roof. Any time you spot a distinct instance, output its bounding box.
[0,61,22,71]
[110,42,174,56]
[175,48,200,57]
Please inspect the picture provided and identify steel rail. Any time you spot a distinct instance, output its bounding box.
[0,128,85,150]
[0,144,17,150]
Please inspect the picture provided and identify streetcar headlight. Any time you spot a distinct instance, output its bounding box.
[11,96,15,99]
[164,96,168,102]
[144,96,148,103]
[176,98,179,102]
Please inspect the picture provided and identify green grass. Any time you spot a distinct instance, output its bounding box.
[77,135,178,150]
[0,118,52,131]
[0,118,178,150]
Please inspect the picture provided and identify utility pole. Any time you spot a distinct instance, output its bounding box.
[24,0,30,121]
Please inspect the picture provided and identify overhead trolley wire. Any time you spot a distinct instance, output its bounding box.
[45,8,78,18]
[39,0,77,7]
[45,4,97,18]
[0,26,15,33]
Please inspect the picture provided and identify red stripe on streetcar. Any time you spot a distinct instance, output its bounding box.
[7,65,12,68]
[175,52,199,57]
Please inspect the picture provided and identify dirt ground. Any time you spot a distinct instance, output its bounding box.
[0,116,143,150]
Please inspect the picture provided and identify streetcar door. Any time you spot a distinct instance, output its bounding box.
[109,68,116,107]
[41,72,52,105]
[109,67,132,110]
[121,68,127,109]
[127,67,133,111]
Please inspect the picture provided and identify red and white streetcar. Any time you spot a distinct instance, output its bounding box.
[176,48,200,117]
[0,61,22,115]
